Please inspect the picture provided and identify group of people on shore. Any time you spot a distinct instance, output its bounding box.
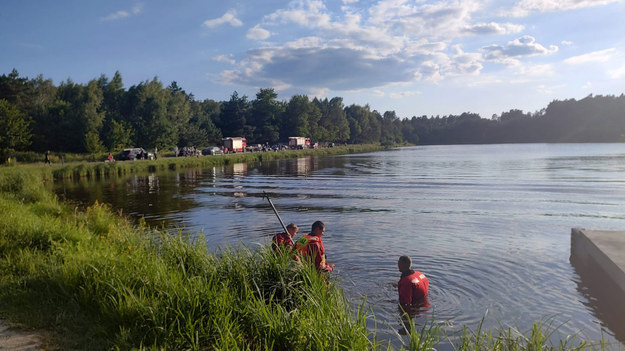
[271,221,429,327]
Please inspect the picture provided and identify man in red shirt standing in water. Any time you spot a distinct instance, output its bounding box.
[398,255,429,308]
[295,220,334,272]
[397,255,429,334]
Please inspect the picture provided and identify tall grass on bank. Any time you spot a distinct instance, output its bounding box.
[0,167,619,350]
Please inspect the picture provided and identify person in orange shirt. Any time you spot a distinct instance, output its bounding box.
[294,220,334,272]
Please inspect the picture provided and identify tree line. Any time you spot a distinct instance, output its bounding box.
[1,69,624,161]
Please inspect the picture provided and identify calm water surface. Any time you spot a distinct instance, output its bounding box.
[53,144,625,348]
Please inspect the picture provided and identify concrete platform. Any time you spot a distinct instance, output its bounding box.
[571,228,625,295]
[570,228,625,343]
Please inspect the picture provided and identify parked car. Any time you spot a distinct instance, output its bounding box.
[119,148,154,161]
[202,146,224,156]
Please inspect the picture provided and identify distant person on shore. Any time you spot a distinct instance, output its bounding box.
[294,220,334,272]
[44,150,51,165]
[107,152,114,162]
[154,146,158,160]
[174,145,179,157]
[272,223,299,251]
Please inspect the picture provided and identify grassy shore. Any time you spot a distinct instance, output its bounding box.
[6,144,388,181]
[0,148,619,350]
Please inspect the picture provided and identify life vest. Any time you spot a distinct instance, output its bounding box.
[294,234,326,267]
[398,269,429,305]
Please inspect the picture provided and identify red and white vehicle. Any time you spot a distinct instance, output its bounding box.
[222,137,247,153]
[288,137,311,149]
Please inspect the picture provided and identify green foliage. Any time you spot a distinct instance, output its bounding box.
[283,95,320,139]
[0,99,32,159]
[0,167,52,203]
[250,88,284,144]
[315,97,350,142]
[219,91,250,138]
[103,119,133,152]
[3,70,625,158]
[346,104,382,144]
[84,131,105,154]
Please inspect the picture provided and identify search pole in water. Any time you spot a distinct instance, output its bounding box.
[263,191,289,235]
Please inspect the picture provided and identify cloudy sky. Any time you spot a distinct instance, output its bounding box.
[2,0,625,118]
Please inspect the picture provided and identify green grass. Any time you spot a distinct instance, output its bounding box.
[0,159,621,350]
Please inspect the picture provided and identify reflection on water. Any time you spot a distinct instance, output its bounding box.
[51,144,625,349]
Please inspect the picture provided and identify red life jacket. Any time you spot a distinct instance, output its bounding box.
[294,234,327,268]
[398,269,429,306]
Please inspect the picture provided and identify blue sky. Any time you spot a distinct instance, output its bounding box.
[2,0,625,119]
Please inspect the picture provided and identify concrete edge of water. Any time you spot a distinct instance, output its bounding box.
[571,228,625,295]
[570,228,625,343]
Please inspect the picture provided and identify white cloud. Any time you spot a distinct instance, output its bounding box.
[103,10,130,21]
[564,48,615,64]
[102,4,143,21]
[247,25,271,40]
[218,0,569,96]
[536,84,565,95]
[220,44,422,90]
[451,45,483,75]
[369,0,481,39]
[518,63,554,77]
[483,35,558,65]
[389,91,421,99]
[203,9,243,28]
[504,0,624,17]
[266,0,331,28]
[307,87,330,99]
[508,63,555,84]
[462,74,504,87]
[214,54,236,64]
[609,64,625,79]
[561,40,573,46]
[465,22,524,35]
[372,90,386,97]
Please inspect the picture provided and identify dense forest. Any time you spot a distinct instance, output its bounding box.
[1,69,624,161]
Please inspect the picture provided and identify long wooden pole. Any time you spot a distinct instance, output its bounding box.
[263,191,289,234]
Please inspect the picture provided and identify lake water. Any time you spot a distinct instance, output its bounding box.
[52,144,625,349]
